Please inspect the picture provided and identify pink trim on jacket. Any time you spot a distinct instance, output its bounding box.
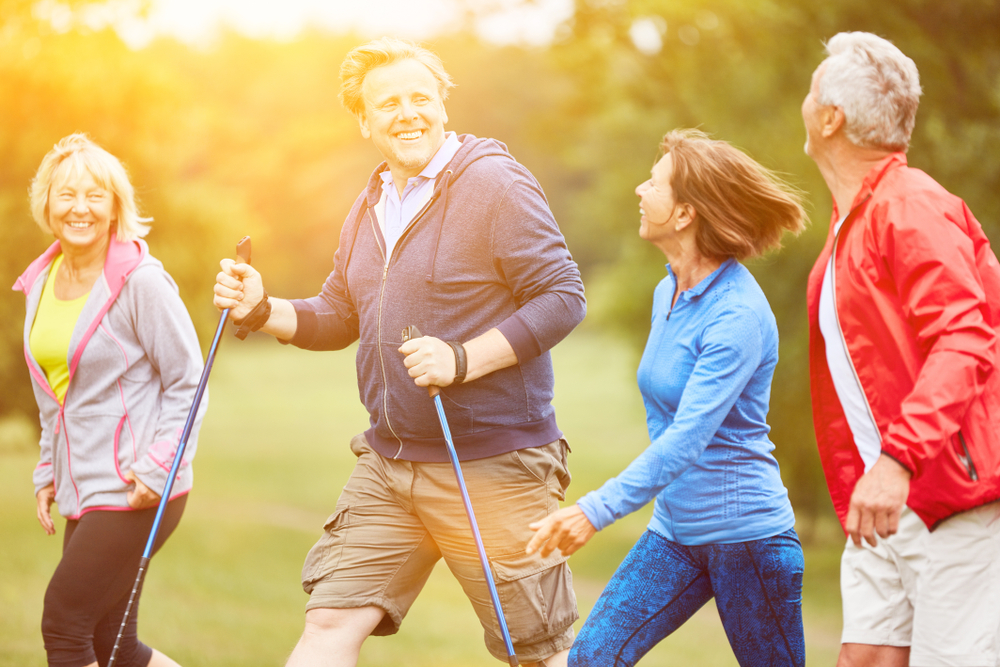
[14,237,148,514]
[113,414,130,485]
[67,489,191,520]
[60,411,82,514]
[105,319,140,467]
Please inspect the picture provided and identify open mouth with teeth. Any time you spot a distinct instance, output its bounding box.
[396,130,423,141]
[66,221,95,228]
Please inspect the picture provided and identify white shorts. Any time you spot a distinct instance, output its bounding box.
[840,502,1000,667]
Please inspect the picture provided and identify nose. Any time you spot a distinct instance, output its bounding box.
[397,99,418,121]
[635,179,650,198]
[71,195,89,214]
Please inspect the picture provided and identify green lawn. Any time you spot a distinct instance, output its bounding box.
[0,331,842,666]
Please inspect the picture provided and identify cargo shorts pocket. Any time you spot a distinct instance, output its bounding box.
[491,555,578,647]
[301,506,350,594]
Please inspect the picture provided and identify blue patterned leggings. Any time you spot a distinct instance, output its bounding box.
[569,528,805,667]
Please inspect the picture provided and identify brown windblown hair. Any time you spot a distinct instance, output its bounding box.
[661,129,806,260]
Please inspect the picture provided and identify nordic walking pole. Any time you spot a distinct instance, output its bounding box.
[108,236,252,667]
[401,326,519,667]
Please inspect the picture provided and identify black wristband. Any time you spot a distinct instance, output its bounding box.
[446,341,467,384]
[233,289,271,340]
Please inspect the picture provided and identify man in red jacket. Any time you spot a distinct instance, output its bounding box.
[803,32,1000,667]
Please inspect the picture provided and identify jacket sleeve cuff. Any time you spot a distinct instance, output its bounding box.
[132,438,193,496]
[576,493,613,532]
[33,463,54,495]
[496,313,543,363]
[284,300,317,348]
[880,448,916,476]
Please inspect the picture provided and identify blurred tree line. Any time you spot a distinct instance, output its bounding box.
[2,0,998,533]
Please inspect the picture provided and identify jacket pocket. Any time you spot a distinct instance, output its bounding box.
[301,507,350,594]
[956,431,979,481]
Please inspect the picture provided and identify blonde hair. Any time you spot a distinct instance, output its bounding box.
[661,129,806,260]
[30,133,151,241]
[339,37,455,117]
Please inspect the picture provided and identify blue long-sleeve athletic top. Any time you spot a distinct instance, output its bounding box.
[577,259,795,545]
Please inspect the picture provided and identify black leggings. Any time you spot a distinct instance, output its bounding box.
[42,495,187,667]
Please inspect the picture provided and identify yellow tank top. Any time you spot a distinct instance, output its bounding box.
[28,254,91,404]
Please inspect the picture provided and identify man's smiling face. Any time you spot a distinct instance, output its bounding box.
[359,58,449,182]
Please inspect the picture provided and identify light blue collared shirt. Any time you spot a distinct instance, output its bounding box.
[378,131,462,260]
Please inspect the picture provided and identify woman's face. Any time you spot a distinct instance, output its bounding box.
[635,152,678,243]
[47,161,115,254]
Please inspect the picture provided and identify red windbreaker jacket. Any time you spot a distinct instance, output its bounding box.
[807,153,1000,531]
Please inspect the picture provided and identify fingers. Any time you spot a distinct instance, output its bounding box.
[845,506,862,547]
[36,498,55,535]
[35,484,55,536]
[860,510,877,547]
[125,471,161,510]
[845,456,911,549]
[526,506,597,559]
[214,260,266,319]
[885,505,902,537]
[398,336,456,387]
[526,517,556,557]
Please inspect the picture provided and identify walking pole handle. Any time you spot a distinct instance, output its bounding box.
[235,236,251,265]
[400,325,441,398]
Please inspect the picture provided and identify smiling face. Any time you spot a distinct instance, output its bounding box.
[358,58,448,182]
[635,152,679,243]
[47,159,115,255]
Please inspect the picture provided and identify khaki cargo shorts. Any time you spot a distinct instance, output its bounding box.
[301,434,578,663]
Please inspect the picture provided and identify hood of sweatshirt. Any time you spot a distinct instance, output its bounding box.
[13,236,147,297]
[338,135,518,285]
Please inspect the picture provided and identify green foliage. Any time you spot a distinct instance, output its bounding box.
[547,0,1000,523]
[2,0,998,526]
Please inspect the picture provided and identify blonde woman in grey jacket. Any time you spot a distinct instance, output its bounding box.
[13,134,204,667]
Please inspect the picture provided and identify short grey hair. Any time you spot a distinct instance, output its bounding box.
[339,37,455,118]
[30,133,151,241]
[818,32,922,152]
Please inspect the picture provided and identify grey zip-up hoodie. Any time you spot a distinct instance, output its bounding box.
[14,238,205,518]
[288,135,586,462]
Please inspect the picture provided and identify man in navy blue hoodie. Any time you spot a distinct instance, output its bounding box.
[214,37,585,666]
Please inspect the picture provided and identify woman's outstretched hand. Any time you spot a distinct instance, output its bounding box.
[527,504,597,558]
[36,483,56,535]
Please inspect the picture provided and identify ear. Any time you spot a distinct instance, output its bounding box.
[441,101,449,126]
[358,113,371,140]
[674,203,697,232]
[820,105,845,138]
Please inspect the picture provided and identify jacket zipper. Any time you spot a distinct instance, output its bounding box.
[957,431,979,481]
[371,198,438,459]
[369,209,405,458]
[829,198,883,452]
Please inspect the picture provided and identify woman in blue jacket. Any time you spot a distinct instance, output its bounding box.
[527,129,807,666]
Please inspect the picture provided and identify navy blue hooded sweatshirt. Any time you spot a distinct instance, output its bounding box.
[288,135,586,462]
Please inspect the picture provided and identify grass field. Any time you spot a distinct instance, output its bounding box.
[0,331,843,665]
